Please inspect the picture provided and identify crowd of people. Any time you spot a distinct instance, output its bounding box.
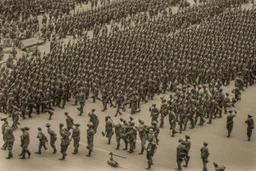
[0,0,255,171]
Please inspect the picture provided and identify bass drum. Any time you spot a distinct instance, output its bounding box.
[107,160,119,167]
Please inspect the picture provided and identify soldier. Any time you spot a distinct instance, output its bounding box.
[3,123,15,159]
[86,122,95,157]
[35,127,48,154]
[145,128,157,170]
[72,123,80,154]
[88,109,99,133]
[181,135,191,167]
[45,123,57,154]
[151,121,160,145]
[201,142,210,171]
[213,162,226,171]
[114,123,122,150]
[114,94,124,117]
[59,123,71,160]
[65,112,74,131]
[149,104,159,123]
[136,120,147,155]
[11,111,20,130]
[19,127,31,159]
[159,99,168,128]
[105,116,114,144]
[226,110,237,137]
[245,114,254,141]
[77,91,85,116]
[1,117,8,150]
[175,139,186,171]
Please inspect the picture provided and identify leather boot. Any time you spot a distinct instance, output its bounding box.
[53,148,57,154]
[6,152,13,159]
[123,144,128,150]
[145,161,151,170]
[59,154,65,160]
[138,147,144,154]
[86,150,91,157]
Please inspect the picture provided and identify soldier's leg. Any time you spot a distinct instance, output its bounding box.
[35,143,43,154]
[123,140,128,150]
[160,116,164,128]
[6,141,14,159]
[115,137,120,150]
[51,140,57,154]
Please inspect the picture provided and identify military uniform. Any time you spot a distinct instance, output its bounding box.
[65,112,74,131]
[4,124,15,159]
[245,115,254,141]
[86,122,95,157]
[226,110,236,137]
[145,128,157,170]
[59,123,71,160]
[201,142,210,171]
[72,124,80,154]
[105,116,114,144]
[35,128,48,154]
[46,123,57,154]
[88,109,99,133]
[20,127,31,159]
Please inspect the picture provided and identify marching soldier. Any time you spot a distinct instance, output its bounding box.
[3,123,15,159]
[11,111,20,130]
[149,104,159,123]
[159,99,168,128]
[72,123,81,154]
[19,127,31,159]
[181,135,191,167]
[35,127,48,154]
[88,109,99,133]
[65,112,74,131]
[77,91,86,116]
[59,123,71,160]
[136,120,147,155]
[245,114,254,141]
[86,122,95,157]
[226,110,237,137]
[201,142,210,171]
[145,128,157,170]
[175,139,186,171]
[105,116,114,144]
[151,121,160,145]
[46,123,57,154]
[1,117,8,150]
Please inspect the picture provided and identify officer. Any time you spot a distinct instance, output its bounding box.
[65,112,74,131]
[105,116,114,144]
[88,109,99,133]
[3,123,15,159]
[46,123,57,154]
[213,162,226,171]
[72,123,80,154]
[201,142,210,171]
[226,110,237,137]
[245,114,254,141]
[20,127,31,159]
[59,123,71,160]
[1,117,8,150]
[35,127,48,154]
[145,128,157,170]
[86,122,95,157]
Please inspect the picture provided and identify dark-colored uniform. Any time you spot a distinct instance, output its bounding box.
[4,125,15,159]
[245,116,254,141]
[59,126,71,160]
[20,129,31,159]
[86,126,95,157]
[36,130,48,154]
[201,145,210,171]
[47,127,57,153]
[226,113,236,137]
[72,126,80,154]
[105,119,114,144]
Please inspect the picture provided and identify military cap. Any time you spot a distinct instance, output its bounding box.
[59,123,64,127]
[130,117,134,120]
[185,135,190,139]
[162,99,166,103]
[38,127,42,131]
[225,93,229,96]
[45,123,50,127]
[64,112,68,115]
[228,110,233,113]
[120,118,123,122]
[152,104,156,107]
[248,114,252,118]
[203,142,208,146]
[92,109,95,112]
[178,139,183,142]
[148,128,154,133]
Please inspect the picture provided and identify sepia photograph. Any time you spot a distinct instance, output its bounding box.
[0,0,255,171]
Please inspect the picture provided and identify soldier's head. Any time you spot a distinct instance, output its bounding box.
[38,127,42,131]
[148,128,154,134]
[64,112,69,116]
[185,135,190,140]
[74,123,80,127]
[213,162,218,167]
[45,123,50,127]
[92,109,95,112]
[59,123,64,128]
[87,122,93,128]
[178,139,183,143]
[203,142,208,146]
[152,104,156,107]
[248,114,252,118]
[151,121,158,126]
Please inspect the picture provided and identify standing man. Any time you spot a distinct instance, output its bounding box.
[65,112,74,131]
[46,123,57,154]
[200,142,210,171]
[72,123,80,154]
[245,114,254,141]
[35,127,48,154]
[20,127,31,159]
[182,135,191,167]
[226,110,237,137]
[4,123,15,159]
[136,120,147,155]
[59,123,71,160]
[86,122,95,157]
